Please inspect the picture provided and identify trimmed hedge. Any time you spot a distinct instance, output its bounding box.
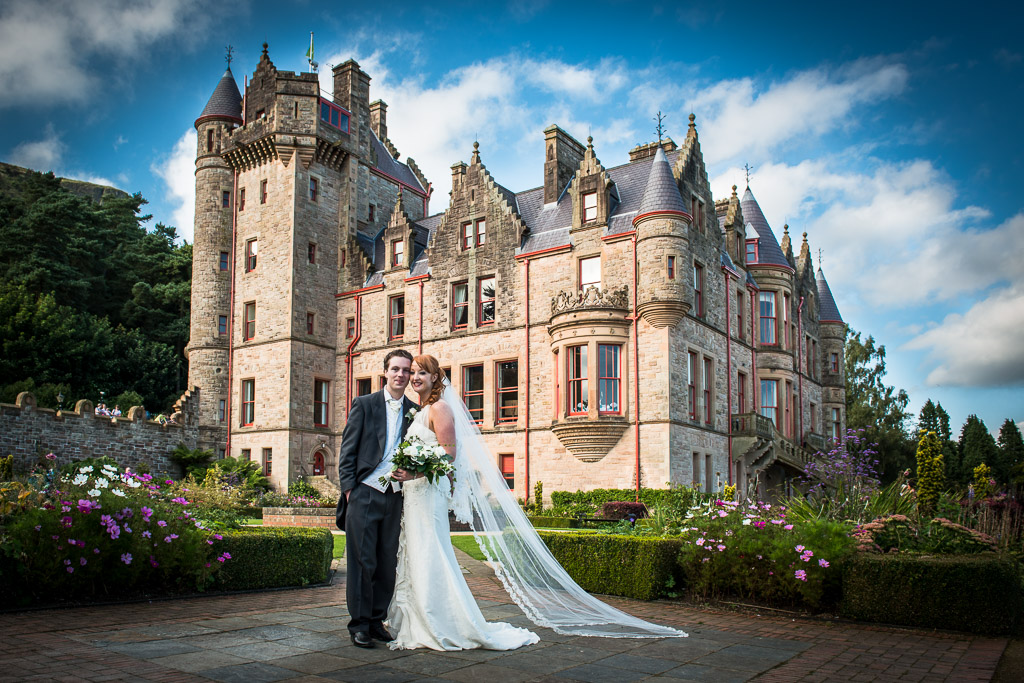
[528,516,582,529]
[601,501,648,520]
[841,553,1023,635]
[214,527,333,590]
[538,531,682,601]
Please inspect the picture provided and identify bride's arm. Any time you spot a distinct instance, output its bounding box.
[430,401,457,459]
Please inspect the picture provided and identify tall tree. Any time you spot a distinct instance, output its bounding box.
[845,328,913,480]
[997,419,1024,489]
[958,415,999,486]
[918,399,958,483]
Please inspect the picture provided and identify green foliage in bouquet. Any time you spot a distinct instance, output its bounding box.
[381,435,454,487]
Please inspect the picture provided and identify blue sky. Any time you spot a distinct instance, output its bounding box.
[1,0,1021,437]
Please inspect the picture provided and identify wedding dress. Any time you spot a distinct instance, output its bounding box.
[386,402,540,650]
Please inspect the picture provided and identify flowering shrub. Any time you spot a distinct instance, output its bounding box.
[972,464,996,500]
[0,460,230,606]
[255,491,333,508]
[677,499,853,609]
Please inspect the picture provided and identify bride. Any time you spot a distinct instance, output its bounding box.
[385,355,685,651]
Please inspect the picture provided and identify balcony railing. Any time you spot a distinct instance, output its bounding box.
[731,412,775,441]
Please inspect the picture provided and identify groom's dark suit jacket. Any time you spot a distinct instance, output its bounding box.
[335,389,417,529]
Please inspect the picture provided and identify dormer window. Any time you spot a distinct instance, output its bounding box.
[391,239,404,267]
[582,191,597,222]
[746,240,758,264]
[319,98,351,133]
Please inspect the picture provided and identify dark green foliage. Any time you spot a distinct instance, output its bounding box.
[549,486,700,517]
[0,167,190,412]
[998,420,1024,489]
[169,444,214,478]
[538,531,682,600]
[918,399,960,483]
[959,415,999,486]
[601,501,648,520]
[0,454,12,480]
[210,457,270,491]
[840,554,1022,635]
[844,328,913,481]
[527,516,583,529]
[214,527,333,590]
[288,479,323,499]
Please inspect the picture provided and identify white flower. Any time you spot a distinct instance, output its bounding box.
[79,466,94,473]
[111,489,126,497]
[406,407,418,420]
[742,518,752,525]
[95,478,109,489]
[126,479,141,489]
[87,489,101,497]
[72,474,88,486]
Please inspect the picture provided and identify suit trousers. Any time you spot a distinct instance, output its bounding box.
[345,483,403,634]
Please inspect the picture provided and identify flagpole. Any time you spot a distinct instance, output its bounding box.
[308,32,315,73]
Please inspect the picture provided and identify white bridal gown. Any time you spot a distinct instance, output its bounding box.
[386,403,539,651]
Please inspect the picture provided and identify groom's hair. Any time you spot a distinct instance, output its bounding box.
[383,349,414,371]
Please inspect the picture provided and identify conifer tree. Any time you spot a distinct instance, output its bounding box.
[959,415,998,486]
[918,399,958,483]
[997,419,1024,490]
[916,430,944,515]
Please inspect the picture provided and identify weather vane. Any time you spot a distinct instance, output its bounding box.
[654,111,667,144]
[743,163,753,187]
[225,45,234,68]
[818,248,823,269]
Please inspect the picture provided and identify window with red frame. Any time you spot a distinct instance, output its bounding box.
[368,204,375,222]
[698,200,705,233]
[478,277,495,324]
[389,295,404,340]
[356,378,371,396]
[830,352,839,373]
[452,282,468,329]
[567,345,588,415]
[703,357,713,424]
[241,379,255,426]
[745,240,757,264]
[667,255,675,280]
[308,242,316,264]
[759,292,776,344]
[496,360,518,423]
[313,379,329,427]
[831,408,841,440]
[260,180,267,204]
[319,98,351,132]
[461,222,472,250]
[218,315,227,336]
[243,302,255,340]
[783,293,791,348]
[811,340,818,379]
[737,371,746,413]
[475,218,486,246]
[760,379,778,428]
[462,365,484,424]
[582,191,597,222]
[810,402,817,434]
[263,448,272,476]
[306,312,315,335]
[218,399,225,423]
[239,188,245,211]
[736,289,745,339]
[219,251,229,271]
[499,454,514,490]
[241,448,251,461]
[688,351,698,420]
[785,381,794,437]
[222,190,230,208]
[245,238,257,272]
[309,177,318,202]
[598,344,621,414]
[345,317,355,339]
[579,256,600,290]
[693,263,704,317]
[391,239,403,267]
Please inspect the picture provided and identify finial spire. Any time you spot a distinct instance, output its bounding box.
[688,113,696,127]
[225,45,234,69]
[731,184,738,198]
[261,42,269,57]
[818,248,823,268]
[743,163,752,188]
[471,140,480,164]
[654,111,667,143]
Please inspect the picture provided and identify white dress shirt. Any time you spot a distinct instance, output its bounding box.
[362,394,405,492]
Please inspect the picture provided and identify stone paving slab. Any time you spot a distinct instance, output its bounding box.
[0,548,1008,682]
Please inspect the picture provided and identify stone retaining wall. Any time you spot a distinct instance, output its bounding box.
[0,389,200,475]
[262,506,472,532]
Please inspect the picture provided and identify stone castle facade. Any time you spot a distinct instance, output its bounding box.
[186,46,846,499]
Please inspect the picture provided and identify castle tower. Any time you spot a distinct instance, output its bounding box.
[634,146,691,327]
[187,66,242,455]
[816,267,846,440]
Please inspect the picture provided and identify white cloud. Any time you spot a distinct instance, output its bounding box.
[691,60,908,166]
[8,124,65,170]
[521,58,629,102]
[152,128,196,241]
[904,284,1024,387]
[0,0,206,107]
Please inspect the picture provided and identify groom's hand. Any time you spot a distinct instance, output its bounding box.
[345,489,351,502]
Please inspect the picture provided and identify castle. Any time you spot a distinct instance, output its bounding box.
[186,46,846,499]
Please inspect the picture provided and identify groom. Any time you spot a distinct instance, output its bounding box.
[336,349,418,648]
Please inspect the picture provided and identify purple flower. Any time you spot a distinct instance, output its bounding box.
[716,544,726,552]
[121,553,132,565]
[79,557,87,566]
[64,559,71,565]
[45,453,56,461]
[795,569,807,581]
[171,497,189,506]
[221,552,231,560]
[77,499,101,514]
[142,531,152,538]
[164,534,178,543]
[213,534,223,541]
[157,520,167,527]
[784,524,794,530]
[60,516,73,528]
[93,548,100,554]
[66,566,74,573]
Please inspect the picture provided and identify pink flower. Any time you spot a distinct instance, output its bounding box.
[818,559,830,568]
[716,544,726,552]
[718,511,728,518]
[157,520,167,527]
[795,545,805,552]
[696,538,705,546]
[794,569,807,581]
[45,453,56,461]
[784,524,794,530]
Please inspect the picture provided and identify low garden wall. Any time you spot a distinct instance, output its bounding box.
[263,507,336,529]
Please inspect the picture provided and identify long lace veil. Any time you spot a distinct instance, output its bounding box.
[442,381,686,638]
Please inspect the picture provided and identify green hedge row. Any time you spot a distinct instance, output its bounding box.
[528,516,583,529]
[539,532,682,601]
[840,553,1023,635]
[214,527,333,591]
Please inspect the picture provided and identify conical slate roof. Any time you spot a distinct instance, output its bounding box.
[635,146,686,218]
[816,267,844,322]
[740,187,790,268]
[195,69,242,125]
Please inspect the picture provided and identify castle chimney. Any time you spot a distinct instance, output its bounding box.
[370,100,387,141]
[332,60,371,156]
[543,125,585,204]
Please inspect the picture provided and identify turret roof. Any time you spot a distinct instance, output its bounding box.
[636,146,686,218]
[196,68,242,125]
[740,187,790,269]
[816,267,844,322]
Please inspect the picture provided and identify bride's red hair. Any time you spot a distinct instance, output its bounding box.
[413,355,447,406]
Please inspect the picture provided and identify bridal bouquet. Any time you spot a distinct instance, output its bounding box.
[380,434,455,487]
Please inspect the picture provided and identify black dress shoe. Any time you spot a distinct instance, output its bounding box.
[369,624,395,642]
[351,631,375,648]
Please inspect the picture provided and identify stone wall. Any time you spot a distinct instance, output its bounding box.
[0,389,200,476]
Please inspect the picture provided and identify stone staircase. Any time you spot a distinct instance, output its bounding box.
[308,476,340,501]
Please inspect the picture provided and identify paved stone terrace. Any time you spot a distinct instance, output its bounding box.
[0,550,1007,682]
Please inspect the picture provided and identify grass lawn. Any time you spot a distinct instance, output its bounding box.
[241,518,263,525]
[330,534,484,562]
